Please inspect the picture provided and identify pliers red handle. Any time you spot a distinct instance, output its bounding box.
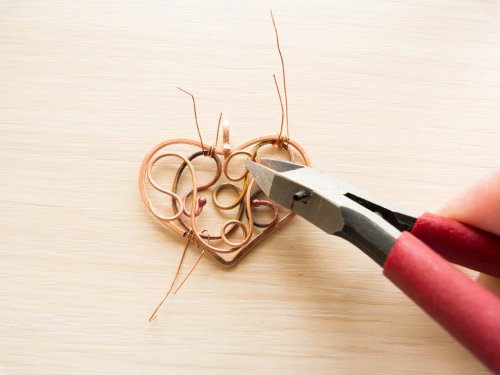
[247,159,500,373]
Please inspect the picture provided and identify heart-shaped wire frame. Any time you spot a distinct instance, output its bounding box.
[139,124,311,267]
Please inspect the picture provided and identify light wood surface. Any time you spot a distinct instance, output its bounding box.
[1,1,499,374]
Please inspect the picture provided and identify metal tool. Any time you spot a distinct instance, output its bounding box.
[247,158,500,373]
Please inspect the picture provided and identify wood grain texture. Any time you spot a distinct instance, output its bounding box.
[1,1,499,374]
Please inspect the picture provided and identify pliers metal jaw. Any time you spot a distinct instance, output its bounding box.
[246,158,415,266]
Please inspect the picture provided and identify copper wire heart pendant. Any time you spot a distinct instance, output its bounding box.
[139,10,310,268]
[139,120,310,267]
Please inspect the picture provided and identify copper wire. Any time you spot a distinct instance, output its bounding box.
[173,250,205,294]
[273,73,285,147]
[221,220,249,248]
[223,150,254,182]
[146,153,193,222]
[206,113,223,158]
[173,230,209,295]
[176,151,222,217]
[248,190,280,228]
[177,87,206,152]
[214,112,223,147]
[171,151,245,240]
[270,9,289,143]
[149,238,191,322]
[212,182,245,211]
